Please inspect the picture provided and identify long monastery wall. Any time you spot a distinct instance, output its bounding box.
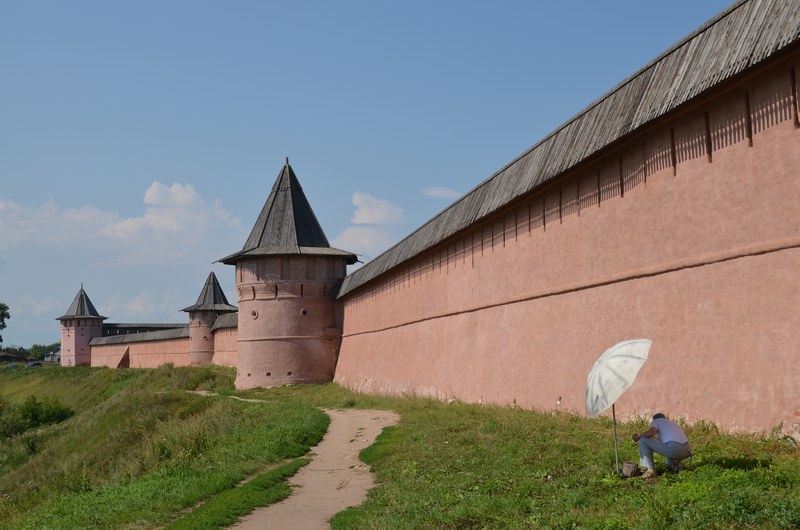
[91,337,191,368]
[336,53,800,433]
[90,326,239,368]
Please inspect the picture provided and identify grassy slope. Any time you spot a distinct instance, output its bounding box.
[2,368,799,529]
[242,384,800,530]
[0,365,328,529]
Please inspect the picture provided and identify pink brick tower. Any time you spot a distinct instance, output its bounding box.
[56,286,106,367]
[220,159,357,390]
[181,271,237,365]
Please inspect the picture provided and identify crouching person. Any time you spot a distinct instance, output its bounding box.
[632,413,692,478]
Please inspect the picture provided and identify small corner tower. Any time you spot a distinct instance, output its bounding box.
[181,271,237,365]
[56,285,106,367]
[219,159,357,390]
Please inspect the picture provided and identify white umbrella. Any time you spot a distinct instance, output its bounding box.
[585,339,652,474]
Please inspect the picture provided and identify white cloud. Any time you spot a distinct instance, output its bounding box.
[422,186,460,199]
[0,183,244,346]
[0,183,242,267]
[94,181,242,265]
[101,182,238,242]
[332,226,396,261]
[350,192,405,225]
[333,191,406,265]
[144,181,199,207]
[15,294,64,318]
[76,289,186,325]
[62,205,118,225]
[121,289,182,319]
[0,199,118,244]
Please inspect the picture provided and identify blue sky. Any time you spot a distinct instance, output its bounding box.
[0,0,733,347]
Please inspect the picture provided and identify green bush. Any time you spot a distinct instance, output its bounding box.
[0,396,73,439]
[20,396,73,426]
[0,407,24,438]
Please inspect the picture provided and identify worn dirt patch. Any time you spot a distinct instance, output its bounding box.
[229,408,400,529]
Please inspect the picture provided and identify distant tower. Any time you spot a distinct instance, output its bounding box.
[181,271,237,365]
[219,159,357,390]
[56,286,106,367]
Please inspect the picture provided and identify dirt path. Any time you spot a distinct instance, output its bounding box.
[230,408,400,530]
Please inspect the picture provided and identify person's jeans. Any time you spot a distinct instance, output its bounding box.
[639,437,692,470]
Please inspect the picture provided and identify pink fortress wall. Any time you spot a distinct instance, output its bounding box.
[336,53,800,434]
[212,328,238,367]
[91,338,191,368]
[126,339,190,368]
[90,326,239,369]
[90,343,130,368]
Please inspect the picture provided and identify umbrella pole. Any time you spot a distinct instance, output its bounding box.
[612,404,620,475]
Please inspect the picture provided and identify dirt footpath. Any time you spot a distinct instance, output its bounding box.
[230,408,400,530]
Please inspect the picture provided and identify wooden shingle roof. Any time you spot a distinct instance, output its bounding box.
[90,325,190,345]
[338,0,800,298]
[56,286,107,321]
[181,272,237,313]
[212,312,238,330]
[220,159,358,265]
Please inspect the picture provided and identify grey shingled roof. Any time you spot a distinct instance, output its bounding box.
[181,272,237,313]
[220,159,358,265]
[212,312,238,330]
[56,286,107,321]
[102,323,188,335]
[338,0,800,298]
[90,325,190,345]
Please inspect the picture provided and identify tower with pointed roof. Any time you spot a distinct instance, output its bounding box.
[220,159,357,390]
[56,286,107,367]
[181,271,237,365]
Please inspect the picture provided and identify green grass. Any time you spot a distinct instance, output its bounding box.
[166,458,309,530]
[1,367,798,529]
[335,403,800,529]
[243,384,800,529]
[0,365,328,529]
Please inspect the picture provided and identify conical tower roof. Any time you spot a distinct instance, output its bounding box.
[56,286,107,321]
[181,272,237,313]
[219,159,357,265]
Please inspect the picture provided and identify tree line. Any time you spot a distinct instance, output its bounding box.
[0,302,59,359]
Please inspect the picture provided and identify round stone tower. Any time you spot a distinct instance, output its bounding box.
[56,285,106,367]
[219,159,357,390]
[181,271,237,366]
